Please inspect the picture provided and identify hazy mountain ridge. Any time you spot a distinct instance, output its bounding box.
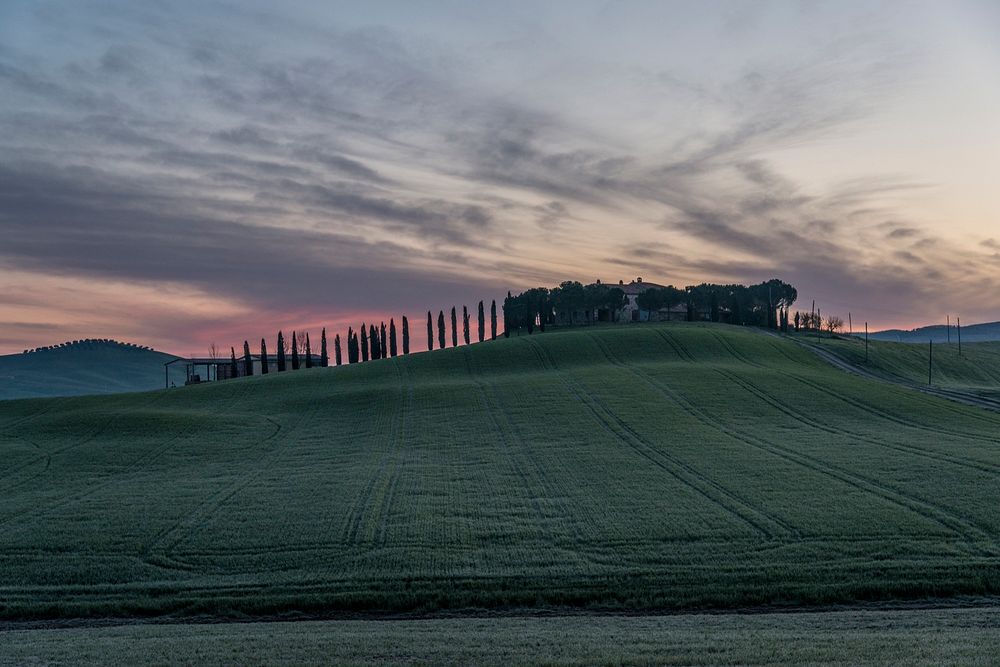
[869,321,1000,343]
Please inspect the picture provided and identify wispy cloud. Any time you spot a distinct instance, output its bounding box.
[0,0,997,351]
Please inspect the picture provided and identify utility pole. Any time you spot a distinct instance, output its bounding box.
[928,340,933,385]
[865,322,869,364]
[848,312,853,336]
[817,307,822,342]
[957,317,962,357]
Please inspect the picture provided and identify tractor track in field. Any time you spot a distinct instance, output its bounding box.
[461,346,578,540]
[138,379,307,572]
[0,390,179,527]
[373,359,414,548]
[342,364,407,547]
[0,397,70,433]
[137,413,286,572]
[640,328,996,554]
[744,332,1000,437]
[1,381,260,532]
[713,365,1000,480]
[0,391,165,485]
[706,330,1000,459]
[763,330,1000,416]
[525,336,791,540]
[702,331,1000,478]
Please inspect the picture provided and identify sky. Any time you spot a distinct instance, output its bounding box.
[1,0,998,355]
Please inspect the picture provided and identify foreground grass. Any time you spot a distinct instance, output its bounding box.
[3,606,1000,666]
[2,322,1000,619]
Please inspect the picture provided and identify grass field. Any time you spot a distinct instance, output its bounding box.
[816,335,1000,391]
[2,322,1000,620]
[4,606,1000,666]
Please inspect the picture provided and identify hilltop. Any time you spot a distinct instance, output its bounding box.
[0,339,177,401]
[1,322,1000,621]
[870,321,1000,343]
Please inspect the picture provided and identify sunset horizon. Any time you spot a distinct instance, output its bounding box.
[2,1,998,354]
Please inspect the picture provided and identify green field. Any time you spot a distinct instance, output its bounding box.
[816,335,1000,392]
[2,322,1000,620]
[4,606,999,666]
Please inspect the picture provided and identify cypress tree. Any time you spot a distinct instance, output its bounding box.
[335,333,342,366]
[491,299,497,340]
[260,338,269,374]
[291,331,300,370]
[451,306,458,347]
[370,324,379,360]
[437,310,446,349]
[503,291,511,338]
[347,327,354,364]
[277,330,286,371]
[426,311,433,351]
[243,340,253,376]
[389,319,398,357]
[320,328,329,367]
[230,346,238,378]
[478,300,485,342]
[305,332,312,368]
[463,306,470,345]
[380,322,387,359]
[402,316,410,355]
[360,324,369,362]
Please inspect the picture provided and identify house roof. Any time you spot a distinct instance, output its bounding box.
[619,279,668,295]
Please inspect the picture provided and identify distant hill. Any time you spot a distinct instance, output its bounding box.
[869,321,1000,343]
[0,339,178,401]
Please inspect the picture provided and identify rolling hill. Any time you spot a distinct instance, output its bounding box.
[0,339,178,401]
[1,322,1000,621]
[870,321,1000,343]
[818,336,1000,394]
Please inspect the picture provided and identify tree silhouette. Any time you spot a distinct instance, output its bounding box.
[491,299,497,340]
[230,346,238,378]
[277,330,286,372]
[451,307,458,347]
[478,301,485,342]
[402,316,410,355]
[335,333,342,366]
[463,306,471,345]
[380,322,387,359]
[438,310,446,349]
[305,332,313,368]
[503,291,512,338]
[389,319,398,357]
[260,338,269,374]
[347,327,357,363]
[320,328,329,367]
[243,340,253,376]
[291,331,300,370]
[426,311,433,351]
[360,324,369,362]
[370,324,379,360]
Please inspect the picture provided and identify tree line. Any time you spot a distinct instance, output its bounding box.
[502,278,799,333]
[221,299,500,379]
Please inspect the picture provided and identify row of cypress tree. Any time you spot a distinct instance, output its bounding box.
[225,299,500,378]
[424,300,498,351]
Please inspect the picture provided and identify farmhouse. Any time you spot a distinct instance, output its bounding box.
[618,277,689,322]
[164,354,322,388]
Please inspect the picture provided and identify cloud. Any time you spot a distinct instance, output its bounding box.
[0,0,997,351]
